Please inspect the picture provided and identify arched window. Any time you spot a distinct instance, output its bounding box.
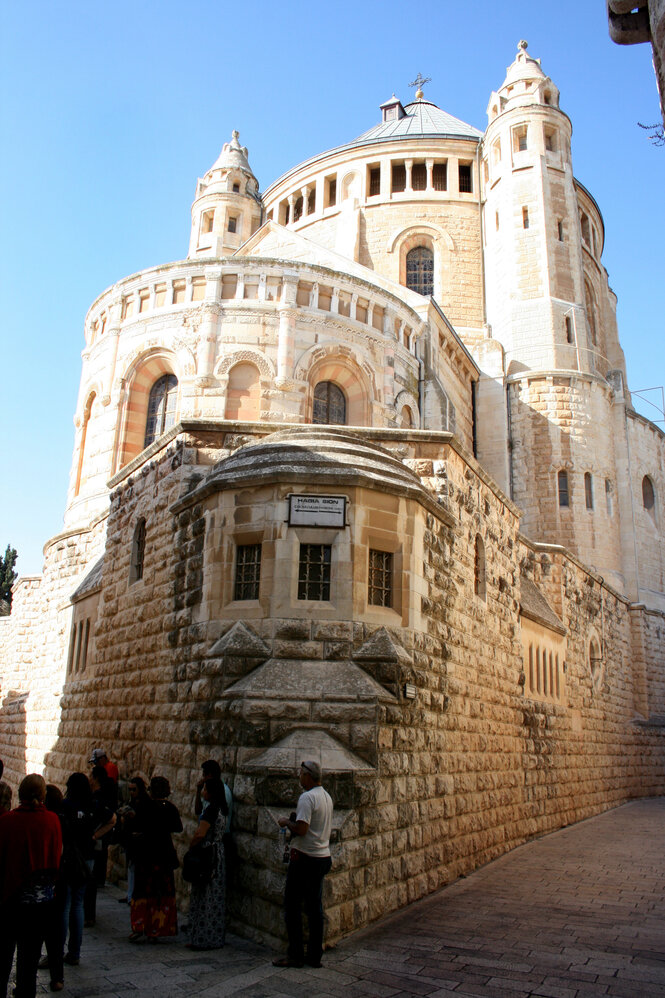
[474,534,486,600]
[130,518,146,584]
[144,374,178,448]
[405,246,434,297]
[313,382,346,425]
[642,475,656,518]
[557,470,569,508]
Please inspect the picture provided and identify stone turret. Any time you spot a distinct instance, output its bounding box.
[483,40,582,375]
[188,130,263,257]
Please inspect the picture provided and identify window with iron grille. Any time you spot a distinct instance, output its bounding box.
[405,246,434,296]
[368,550,392,606]
[391,162,406,193]
[368,166,381,197]
[234,544,262,600]
[298,544,331,601]
[458,162,472,193]
[144,374,178,448]
[313,382,346,425]
[411,162,427,191]
[432,162,447,191]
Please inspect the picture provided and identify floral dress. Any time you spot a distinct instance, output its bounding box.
[188,803,226,949]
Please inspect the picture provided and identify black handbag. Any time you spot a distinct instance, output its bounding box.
[182,841,215,885]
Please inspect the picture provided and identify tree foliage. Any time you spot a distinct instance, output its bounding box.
[0,544,18,611]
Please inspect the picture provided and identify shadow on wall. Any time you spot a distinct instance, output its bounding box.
[0,690,28,790]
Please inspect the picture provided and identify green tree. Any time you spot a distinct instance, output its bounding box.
[0,544,18,612]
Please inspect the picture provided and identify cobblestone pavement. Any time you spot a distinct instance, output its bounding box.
[20,797,665,997]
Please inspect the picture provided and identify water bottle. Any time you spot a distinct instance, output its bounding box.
[280,827,289,863]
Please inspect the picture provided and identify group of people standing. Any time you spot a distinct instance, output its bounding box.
[0,754,231,997]
[0,752,334,996]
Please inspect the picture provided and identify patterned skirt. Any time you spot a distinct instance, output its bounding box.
[131,863,178,938]
[188,841,225,949]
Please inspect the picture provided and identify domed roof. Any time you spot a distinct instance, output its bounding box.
[351,96,483,145]
[174,427,447,514]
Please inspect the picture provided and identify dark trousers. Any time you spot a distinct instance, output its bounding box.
[284,852,332,964]
[0,899,53,998]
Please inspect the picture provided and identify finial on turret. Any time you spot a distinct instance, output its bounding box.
[518,39,528,52]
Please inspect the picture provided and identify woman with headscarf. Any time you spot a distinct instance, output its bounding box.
[128,776,182,943]
[186,776,228,951]
[0,774,62,998]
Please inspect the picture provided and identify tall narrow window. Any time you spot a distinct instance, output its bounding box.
[405,246,434,297]
[558,470,569,508]
[522,207,529,229]
[558,220,564,241]
[432,162,447,190]
[391,162,406,193]
[411,162,426,191]
[458,162,472,193]
[368,550,393,607]
[313,381,346,425]
[234,544,262,600]
[642,476,656,517]
[144,374,178,448]
[584,472,594,510]
[130,518,146,584]
[298,544,331,601]
[565,316,574,344]
[474,534,486,600]
[325,176,337,207]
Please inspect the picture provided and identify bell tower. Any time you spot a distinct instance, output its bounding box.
[188,130,263,258]
[482,41,587,375]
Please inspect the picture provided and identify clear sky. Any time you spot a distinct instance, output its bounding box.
[1,0,663,577]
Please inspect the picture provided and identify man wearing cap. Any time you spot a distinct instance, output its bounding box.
[89,749,119,784]
[273,760,333,969]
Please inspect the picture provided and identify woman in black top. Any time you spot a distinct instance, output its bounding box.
[128,776,182,943]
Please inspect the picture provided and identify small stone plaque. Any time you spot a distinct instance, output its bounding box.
[288,494,347,528]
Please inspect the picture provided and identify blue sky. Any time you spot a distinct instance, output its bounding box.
[1,1,663,576]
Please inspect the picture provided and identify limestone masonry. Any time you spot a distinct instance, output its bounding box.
[2,43,664,947]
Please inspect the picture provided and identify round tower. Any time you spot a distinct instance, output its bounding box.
[481,42,629,591]
[188,130,263,257]
[482,40,588,375]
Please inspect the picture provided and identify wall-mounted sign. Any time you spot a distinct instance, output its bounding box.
[288,494,347,528]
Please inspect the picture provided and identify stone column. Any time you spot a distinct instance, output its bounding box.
[405,159,413,191]
[276,273,299,387]
[426,158,434,191]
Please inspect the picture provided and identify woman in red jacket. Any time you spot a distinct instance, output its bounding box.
[0,774,62,998]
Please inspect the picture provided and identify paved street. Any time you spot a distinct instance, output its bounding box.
[21,797,665,997]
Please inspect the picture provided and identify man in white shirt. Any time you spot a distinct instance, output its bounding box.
[273,760,333,969]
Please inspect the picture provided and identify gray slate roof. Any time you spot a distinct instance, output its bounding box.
[71,555,104,601]
[352,99,483,145]
[520,577,567,635]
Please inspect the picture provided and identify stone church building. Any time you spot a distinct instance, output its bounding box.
[2,43,664,945]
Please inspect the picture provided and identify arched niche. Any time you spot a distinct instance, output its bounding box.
[225,362,261,421]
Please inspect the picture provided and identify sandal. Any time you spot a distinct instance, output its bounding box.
[128,932,143,943]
